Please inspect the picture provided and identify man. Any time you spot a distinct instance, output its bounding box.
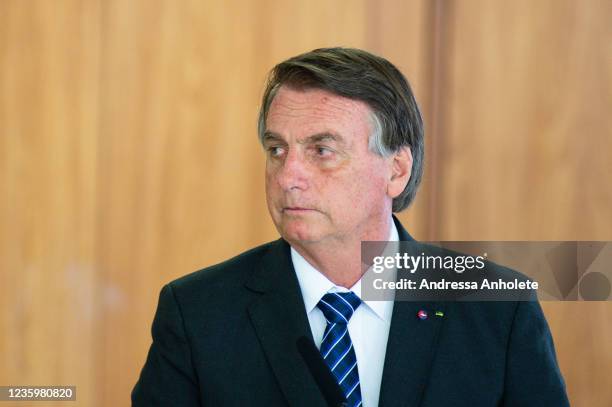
[132,48,569,406]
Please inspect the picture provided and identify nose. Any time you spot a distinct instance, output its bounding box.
[275,148,309,191]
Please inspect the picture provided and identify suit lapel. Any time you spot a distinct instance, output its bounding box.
[245,239,328,407]
[378,218,446,407]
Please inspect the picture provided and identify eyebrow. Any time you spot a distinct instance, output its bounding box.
[306,132,344,144]
[262,132,285,144]
[262,131,345,145]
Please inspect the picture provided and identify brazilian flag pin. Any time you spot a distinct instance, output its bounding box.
[435,311,444,318]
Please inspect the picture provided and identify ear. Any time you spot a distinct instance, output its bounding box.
[387,147,413,199]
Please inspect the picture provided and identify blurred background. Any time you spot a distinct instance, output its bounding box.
[1,0,611,405]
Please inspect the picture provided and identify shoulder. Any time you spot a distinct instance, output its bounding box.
[170,239,281,291]
[162,239,284,312]
[150,239,291,335]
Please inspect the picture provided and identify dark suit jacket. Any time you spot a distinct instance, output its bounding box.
[132,219,569,406]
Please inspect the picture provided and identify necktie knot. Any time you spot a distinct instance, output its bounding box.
[317,292,361,325]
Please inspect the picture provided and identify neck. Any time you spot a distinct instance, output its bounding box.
[291,216,394,288]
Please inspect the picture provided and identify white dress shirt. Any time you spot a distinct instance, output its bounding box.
[292,222,398,407]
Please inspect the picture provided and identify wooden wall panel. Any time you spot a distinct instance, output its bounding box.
[0,1,100,406]
[434,1,612,405]
[436,0,612,241]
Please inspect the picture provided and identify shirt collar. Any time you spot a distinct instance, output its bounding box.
[291,220,399,323]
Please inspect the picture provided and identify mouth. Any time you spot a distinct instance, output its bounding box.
[282,207,316,214]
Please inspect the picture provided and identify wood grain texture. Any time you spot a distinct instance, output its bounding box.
[434,1,612,405]
[436,0,612,241]
[0,1,100,406]
[1,0,610,405]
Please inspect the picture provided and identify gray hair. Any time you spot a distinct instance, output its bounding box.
[257,47,424,212]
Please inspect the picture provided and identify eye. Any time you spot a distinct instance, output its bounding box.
[314,146,333,157]
[267,145,285,157]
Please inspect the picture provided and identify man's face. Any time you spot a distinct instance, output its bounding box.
[263,86,393,246]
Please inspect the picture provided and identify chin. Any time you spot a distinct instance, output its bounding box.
[278,220,324,244]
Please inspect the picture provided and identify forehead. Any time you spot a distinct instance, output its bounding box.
[266,86,374,140]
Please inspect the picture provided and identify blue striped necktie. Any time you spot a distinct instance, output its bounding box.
[317,292,362,407]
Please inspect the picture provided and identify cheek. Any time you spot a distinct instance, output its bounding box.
[264,172,278,207]
[264,167,277,191]
[324,168,386,211]
[348,168,388,208]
